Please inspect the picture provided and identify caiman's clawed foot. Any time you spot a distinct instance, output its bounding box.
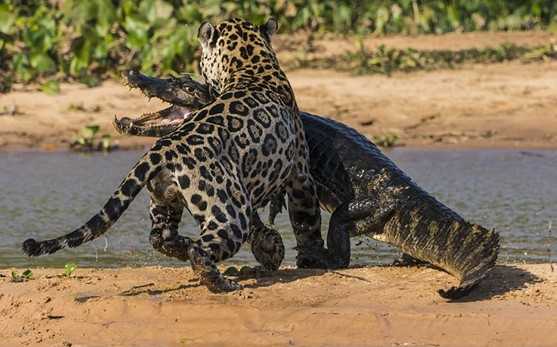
[296,245,332,269]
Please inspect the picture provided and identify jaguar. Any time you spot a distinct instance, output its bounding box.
[114,70,500,300]
[23,18,327,292]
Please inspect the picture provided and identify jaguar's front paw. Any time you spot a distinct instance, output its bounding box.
[251,227,285,271]
[161,235,193,261]
[201,271,242,293]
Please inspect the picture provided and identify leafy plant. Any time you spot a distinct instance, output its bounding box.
[0,0,556,92]
[71,124,116,152]
[372,133,399,148]
[11,269,33,282]
[63,263,77,277]
[40,80,60,95]
[290,43,556,76]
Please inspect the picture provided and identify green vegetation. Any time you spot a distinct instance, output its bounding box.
[0,0,556,91]
[11,269,33,282]
[291,42,557,75]
[372,133,400,148]
[62,263,77,277]
[71,124,115,152]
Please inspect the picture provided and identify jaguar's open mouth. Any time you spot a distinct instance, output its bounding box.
[113,70,210,137]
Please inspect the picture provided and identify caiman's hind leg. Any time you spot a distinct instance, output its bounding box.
[249,212,284,271]
[285,166,327,269]
[326,198,396,268]
[148,199,192,261]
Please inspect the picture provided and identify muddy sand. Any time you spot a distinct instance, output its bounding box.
[1,31,556,151]
[1,264,556,347]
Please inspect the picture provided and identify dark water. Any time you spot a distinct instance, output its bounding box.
[1,149,555,268]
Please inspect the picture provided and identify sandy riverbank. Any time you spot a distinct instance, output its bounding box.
[1,31,556,151]
[1,264,556,347]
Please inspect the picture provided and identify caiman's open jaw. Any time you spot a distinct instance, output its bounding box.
[114,70,211,137]
[114,104,193,137]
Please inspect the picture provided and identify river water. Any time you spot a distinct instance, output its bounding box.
[1,149,555,268]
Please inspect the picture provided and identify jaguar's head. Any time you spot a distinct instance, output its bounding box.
[198,17,279,93]
[114,18,280,137]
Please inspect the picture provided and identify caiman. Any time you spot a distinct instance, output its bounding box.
[114,70,500,300]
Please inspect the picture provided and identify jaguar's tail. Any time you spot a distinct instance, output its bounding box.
[22,151,164,256]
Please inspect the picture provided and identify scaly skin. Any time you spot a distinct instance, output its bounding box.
[114,71,500,300]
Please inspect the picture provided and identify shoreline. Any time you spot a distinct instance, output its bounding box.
[2,264,556,346]
[2,61,556,152]
[1,142,557,154]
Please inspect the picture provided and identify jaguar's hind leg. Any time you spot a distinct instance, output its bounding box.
[249,212,284,271]
[148,199,192,261]
[174,159,252,292]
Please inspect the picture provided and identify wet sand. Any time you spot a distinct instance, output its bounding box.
[1,264,556,346]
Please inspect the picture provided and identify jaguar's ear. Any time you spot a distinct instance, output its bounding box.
[260,18,278,41]
[198,21,218,47]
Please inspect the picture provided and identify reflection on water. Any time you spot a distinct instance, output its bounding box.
[0,149,555,268]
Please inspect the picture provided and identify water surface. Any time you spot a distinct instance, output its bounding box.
[1,149,555,268]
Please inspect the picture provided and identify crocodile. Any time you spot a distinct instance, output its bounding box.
[114,70,500,300]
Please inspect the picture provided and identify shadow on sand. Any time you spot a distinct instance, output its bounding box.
[236,264,543,302]
[113,264,541,302]
[450,264,543,302]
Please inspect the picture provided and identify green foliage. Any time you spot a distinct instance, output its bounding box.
[372,133,399,148]
[1,0,556,91]
[63,263,77,277]
[292,43,557,75]
[11,269,33,282]
[71,124,115,152]
[40,80,60,95]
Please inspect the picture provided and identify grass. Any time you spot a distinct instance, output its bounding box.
[62,263,77,277]
[372,133,400,148]
[288,42,557,76]
[70,124,116,152]
[11,269,33,282]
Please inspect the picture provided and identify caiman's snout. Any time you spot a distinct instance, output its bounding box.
[113,116,133,134]
[114,70,212,137]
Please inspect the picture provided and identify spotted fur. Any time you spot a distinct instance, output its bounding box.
[22,18,324,292]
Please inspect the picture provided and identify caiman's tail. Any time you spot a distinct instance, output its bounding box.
[377,197,500,300]
[22,151,163,256]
